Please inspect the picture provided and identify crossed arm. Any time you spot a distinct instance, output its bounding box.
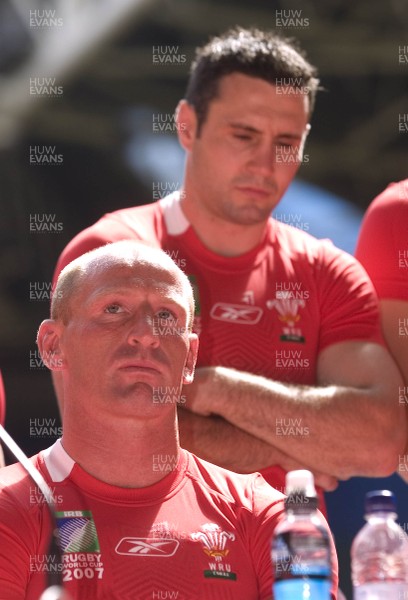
[179,340,406,486]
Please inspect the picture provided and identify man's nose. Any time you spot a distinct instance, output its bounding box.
[248,143,277,175]
[126,313,160,347]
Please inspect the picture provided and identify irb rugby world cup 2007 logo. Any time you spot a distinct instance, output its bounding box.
[55,511,104,582]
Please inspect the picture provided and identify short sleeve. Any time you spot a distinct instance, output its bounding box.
[247,474,285,600]
[317,243,384,350]
[0,477,43,598]
[52,203,164,289]
[52,214,143,287]
[0,371,5,425]
[356,180,408,301]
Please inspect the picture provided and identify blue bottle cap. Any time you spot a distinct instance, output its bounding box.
[365,490,397,514]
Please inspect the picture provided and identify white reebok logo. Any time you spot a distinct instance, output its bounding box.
[115,537,179,557]
[210,303,263,324]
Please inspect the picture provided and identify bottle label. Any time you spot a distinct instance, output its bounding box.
[272,531,331,580]
[273,579,331,599]
[291,565,331,577]
[354,582,408,599]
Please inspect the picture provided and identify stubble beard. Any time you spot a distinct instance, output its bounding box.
[217,198,274,226]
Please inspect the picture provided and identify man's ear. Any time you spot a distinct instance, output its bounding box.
[175,100,198,152]
[36,319,65,371]
[182,333,199,385]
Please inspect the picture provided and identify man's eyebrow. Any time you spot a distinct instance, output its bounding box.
[229,122,305,140]
[276,132,304,140]
[86,286,140,303]
[228,121,260,132]
[86,286,185,307]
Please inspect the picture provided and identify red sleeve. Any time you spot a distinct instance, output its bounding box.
[317,242,384,350]
[52,213,144,287]
[0,466,49,599]
[0,371,5,426]
[247,474,285,600]
[0,500,32,598]
[52,203,165,288]
[355,180,408,301]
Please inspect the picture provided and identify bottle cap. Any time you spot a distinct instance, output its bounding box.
[285,469,316,497]
[365,490,397,514]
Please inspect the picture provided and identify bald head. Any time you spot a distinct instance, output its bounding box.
[51,241,195,328]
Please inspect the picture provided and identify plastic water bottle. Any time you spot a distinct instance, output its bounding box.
[351,489,408,599]
[271,469,332,599]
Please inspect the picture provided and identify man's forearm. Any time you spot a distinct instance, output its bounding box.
[184,343,405,479]
[210,370,365,477]
[177,408,338,489]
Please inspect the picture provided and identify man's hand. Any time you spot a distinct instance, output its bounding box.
[182,367,215,417]
[181,369,340,491]
[182,341,405,481]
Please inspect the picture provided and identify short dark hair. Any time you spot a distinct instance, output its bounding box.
[185,27,320,134]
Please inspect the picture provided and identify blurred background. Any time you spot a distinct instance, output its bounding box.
[0,0,407,596]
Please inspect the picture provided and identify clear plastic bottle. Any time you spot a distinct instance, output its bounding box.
[271,469,332,599]
[351,489,408,600]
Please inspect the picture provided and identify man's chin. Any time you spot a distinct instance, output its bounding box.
[224,207,272,226]
[111,382,155,403]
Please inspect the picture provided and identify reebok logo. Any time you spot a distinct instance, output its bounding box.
[115,538,179,557]
[210,303,263,324]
